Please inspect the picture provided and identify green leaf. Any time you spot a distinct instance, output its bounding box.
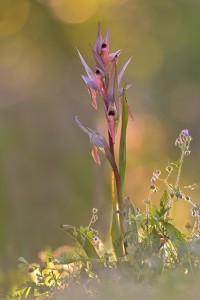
[150,228,161,254]
[171,160,181,168]
[60,225,100,261]
[111,199,124,258]
[123,197,139,245]
[164,222,185,249]
[130,213,146,224]
[119,84,129,196]
[160,190,168,210]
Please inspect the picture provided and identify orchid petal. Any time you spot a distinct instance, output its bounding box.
[113,62,119,105]
[118,57,132,85]
[100,29,110,66]
[90,45,109,78]
[76,117,115,167]
[95,23,103,54]
[92,145,101,165]
[88,87,97,109]
[109,50,122,62]
[81,75,98,108]
[82,75,98,91]
[104,28,110,50]
[77,48,94,79]
[109,51,122,80]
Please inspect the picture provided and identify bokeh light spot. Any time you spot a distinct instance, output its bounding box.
[126,113,165,155]
[0,0,30,38]
[132,37,163,79]
[50,0,100,24]
[0,38,45,108]
[170,83,200,123]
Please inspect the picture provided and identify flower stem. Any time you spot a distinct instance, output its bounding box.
[175,147,185,189]
[108,131,126,254]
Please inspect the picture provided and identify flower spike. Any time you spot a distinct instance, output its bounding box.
[76,25,133,256]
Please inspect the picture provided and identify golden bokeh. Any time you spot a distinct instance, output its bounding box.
[49,0,100,24]
[0,0,30,37]
[131,37,164,79]
[170,83,200,124]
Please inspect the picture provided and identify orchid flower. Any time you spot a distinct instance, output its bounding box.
[77,24,132,144]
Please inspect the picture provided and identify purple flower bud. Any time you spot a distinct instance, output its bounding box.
[182,129,189,136]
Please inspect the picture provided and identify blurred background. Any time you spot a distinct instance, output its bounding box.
[0,0,200,284]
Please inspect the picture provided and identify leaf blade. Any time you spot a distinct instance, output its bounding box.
[60,224,100,261]
[119,84,129,196]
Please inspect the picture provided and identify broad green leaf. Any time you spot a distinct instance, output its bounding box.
[60,224,100,261]
[119,84,129,196]
[164,222,185,249]
[150,204,169,221]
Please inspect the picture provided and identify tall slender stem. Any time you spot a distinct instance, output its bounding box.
[108,131,125,238]
[175,147,185,189]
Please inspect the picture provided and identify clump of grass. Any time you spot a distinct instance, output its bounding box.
[7,25,200,300]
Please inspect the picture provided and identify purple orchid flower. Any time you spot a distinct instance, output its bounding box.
[77,25,132,145]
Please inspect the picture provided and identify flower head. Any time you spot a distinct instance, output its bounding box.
[77,24,132,143]
[182,129,189,136]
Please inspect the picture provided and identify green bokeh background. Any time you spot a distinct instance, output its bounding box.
[0,0,200,278]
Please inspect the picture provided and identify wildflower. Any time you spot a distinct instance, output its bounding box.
[176,192,183,199]
[77,24,132,143]
[151,170,160,184]
[182,129,189,136]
